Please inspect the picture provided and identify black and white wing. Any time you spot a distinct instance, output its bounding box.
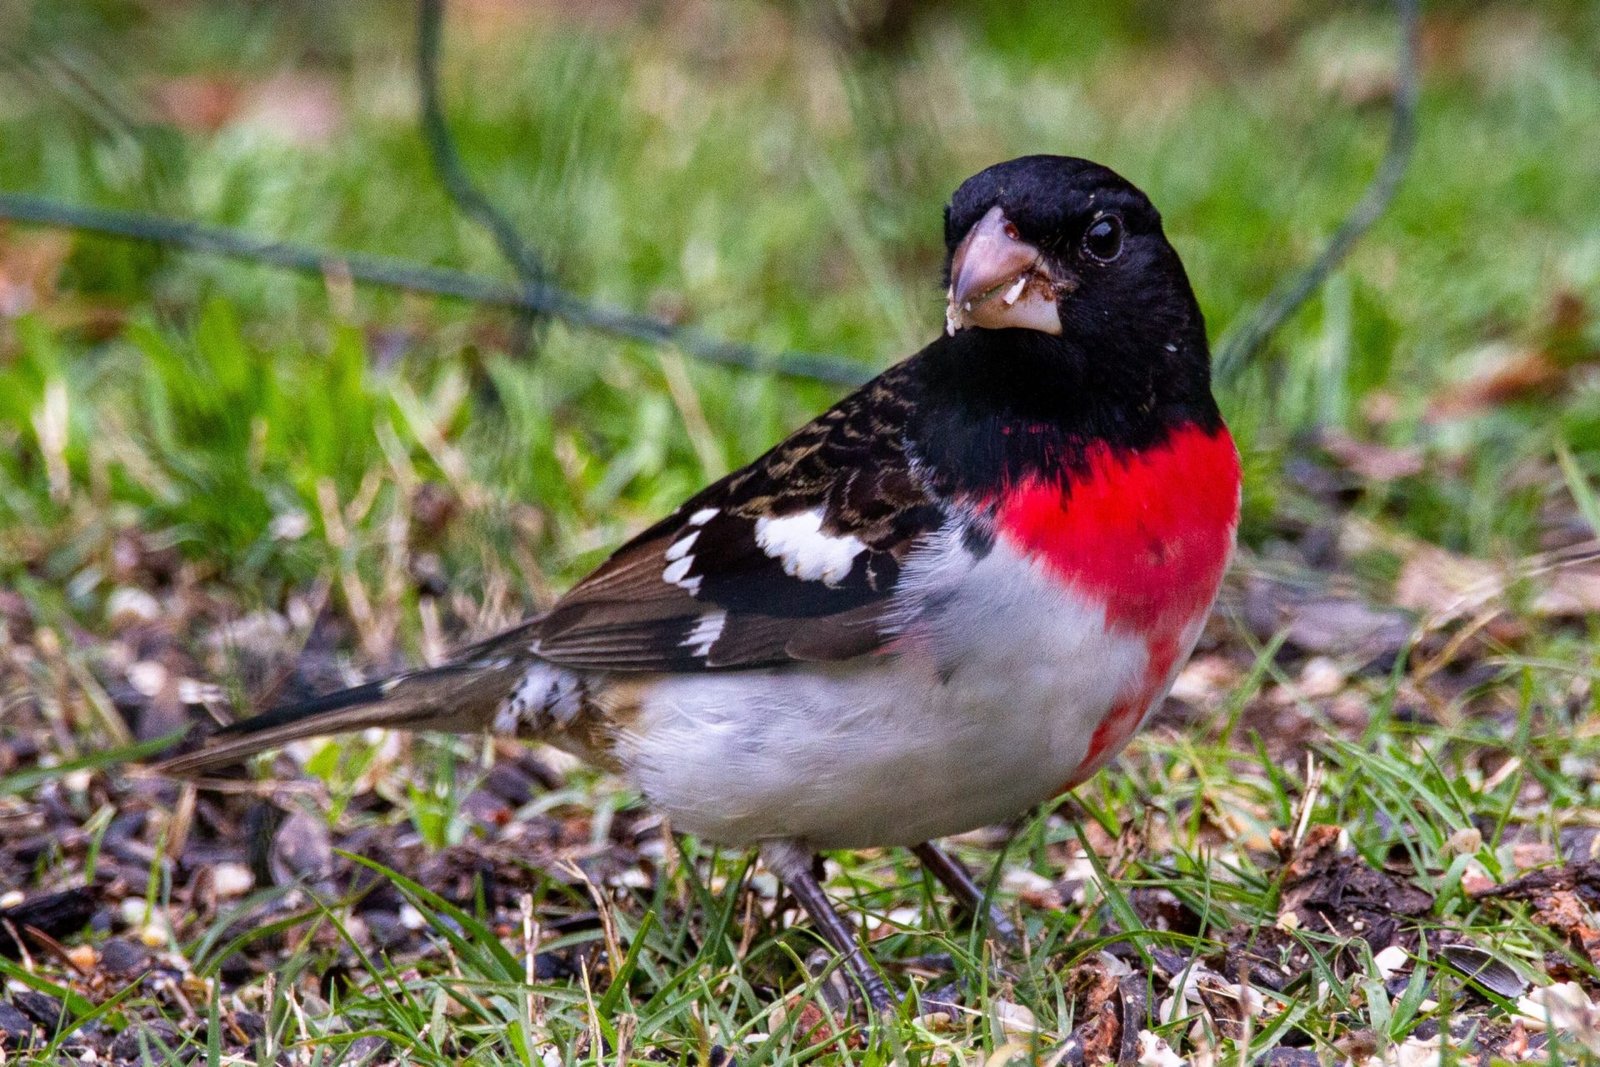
[531,365,951,671]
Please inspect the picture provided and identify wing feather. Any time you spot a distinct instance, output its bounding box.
[533,366,946,671]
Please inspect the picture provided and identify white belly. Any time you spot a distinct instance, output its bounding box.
[612,536,1169,849]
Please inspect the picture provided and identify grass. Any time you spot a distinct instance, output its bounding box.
[3,0,1600,1063]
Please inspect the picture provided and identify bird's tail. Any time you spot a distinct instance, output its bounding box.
[158,653,533,777]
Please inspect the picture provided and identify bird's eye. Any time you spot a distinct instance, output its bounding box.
[1083,214,1124,263]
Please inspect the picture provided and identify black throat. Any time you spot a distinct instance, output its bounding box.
[902,326,1223,497]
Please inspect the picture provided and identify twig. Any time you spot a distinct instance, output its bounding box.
[0,190,869,385]
[1212,0,1421,382]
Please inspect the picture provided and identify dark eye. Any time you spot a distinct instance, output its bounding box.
[1083,214,1124,263]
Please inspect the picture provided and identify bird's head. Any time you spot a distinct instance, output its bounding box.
[942,156,1207,371]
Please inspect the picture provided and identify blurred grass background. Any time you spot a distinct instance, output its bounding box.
[2,0,1598,652]
[3,2,1600,1060]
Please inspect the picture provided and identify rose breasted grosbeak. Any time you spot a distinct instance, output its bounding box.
[164,155,1240,1010]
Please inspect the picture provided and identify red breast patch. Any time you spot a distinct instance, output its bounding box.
[994,424,1240,635]
[992,424,1241,786]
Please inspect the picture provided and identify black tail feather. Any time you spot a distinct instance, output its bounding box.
[215,679,392,738]
[158,658,528,776]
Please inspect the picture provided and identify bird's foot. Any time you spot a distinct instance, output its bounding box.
[911,840,1023,952]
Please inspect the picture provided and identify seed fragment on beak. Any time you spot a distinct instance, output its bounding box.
[1001,274,1028,306]
[944,206,1066,337]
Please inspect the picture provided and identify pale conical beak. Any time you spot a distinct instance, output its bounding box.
[945,206,1070,337]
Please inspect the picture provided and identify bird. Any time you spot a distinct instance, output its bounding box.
[161,155,1241,1011]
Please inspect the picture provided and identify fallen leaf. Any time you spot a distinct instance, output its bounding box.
[1320,431,1425,482]
[1392,543,1505,620]
[1428,292,1598,420]
[1243,576,1414,660]
[148,74,244,132]
[0,227,73,319]
[1517,982,1600,1054]
[1429,343,1564,419]
[1530,567,1600,617]
[1276,824,1433,955]
[1065,958,1123,1065]
[238,72,344,146]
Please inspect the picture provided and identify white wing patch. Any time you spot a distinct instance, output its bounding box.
[662,556,702,594]
[753,509,866,586]
[660,515,715,592]
[664,530,699,561]
[682,611,726,657]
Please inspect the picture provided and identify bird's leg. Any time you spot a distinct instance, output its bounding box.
[911,841,1019,947]
[760,840,897,1012]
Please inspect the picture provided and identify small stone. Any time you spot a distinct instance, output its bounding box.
[1513,842,1557,870]
[1001,867,1055,896]
[98,938,151,977]
[209,862,255,899]
[65,944,98,972]
[484,762,538,806]
[110,1020,181,1062]
[0,1001,37,1049]
[1390,1034,1444,1067]
[106,587,161,626]
[993,999,1038,1038]
[610,866,652,890]
[1373,944,1410,982]
[269,510,311,540]
[12,990,65,1030]
[1443,826,1483,856]
[137,918,172,948]
[362,911,408,948]
[339,1035,391,1063]
[118,898,153,928]
[127,660,169,697]
[117,898,173,945]
[270,810,334,885]
[1296,655,1346,699]
[231,1012,266,1042]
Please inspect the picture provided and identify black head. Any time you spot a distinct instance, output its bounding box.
[939,155,1212,414]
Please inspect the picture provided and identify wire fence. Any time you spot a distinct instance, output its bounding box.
[0,0,1419,390]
